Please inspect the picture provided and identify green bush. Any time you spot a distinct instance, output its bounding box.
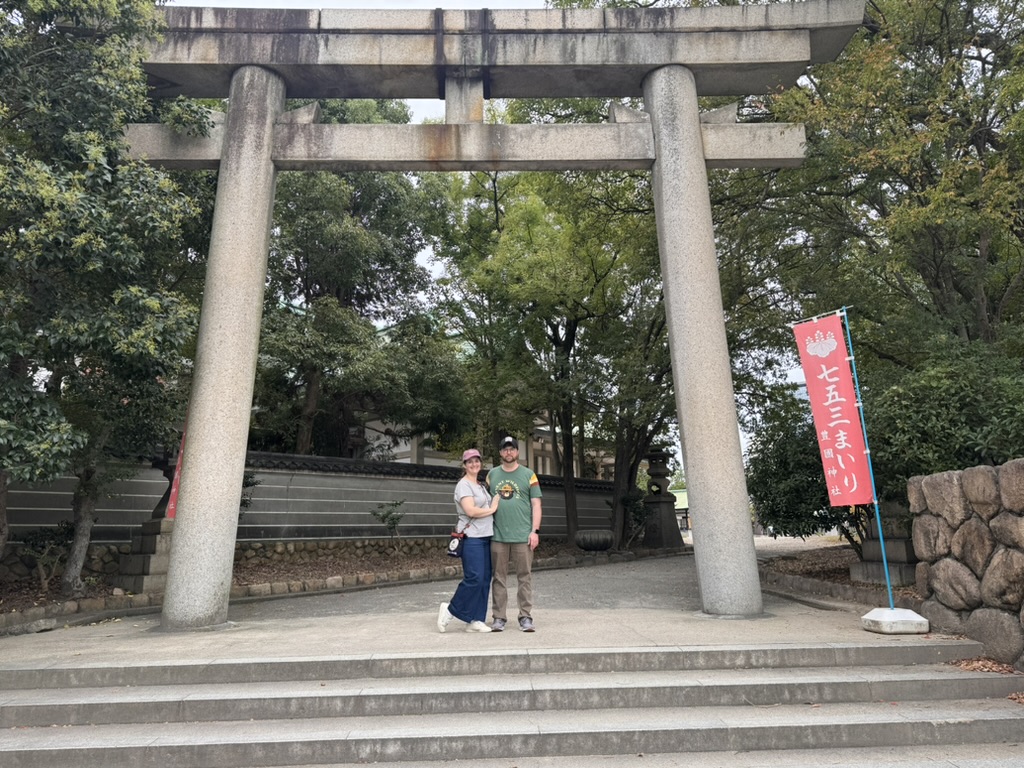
[18,521,75,592]
[746,339,1024,555]
[745,394,867,556]
[370,500,406,553]
[868,340,1024,499]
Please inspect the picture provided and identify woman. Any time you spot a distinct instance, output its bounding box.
[437,448,499,633]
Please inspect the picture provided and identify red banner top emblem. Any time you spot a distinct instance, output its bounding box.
[793,314,874,506]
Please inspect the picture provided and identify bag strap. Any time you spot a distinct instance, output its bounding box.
[456,481,488,534]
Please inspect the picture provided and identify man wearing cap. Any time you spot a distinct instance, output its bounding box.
[487,436,542,632]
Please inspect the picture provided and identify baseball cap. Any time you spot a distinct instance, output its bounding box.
[499,436,519,450]
[462,449,482,462]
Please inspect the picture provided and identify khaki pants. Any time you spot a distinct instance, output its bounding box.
[490,541,533,620]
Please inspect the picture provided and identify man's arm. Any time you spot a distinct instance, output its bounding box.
[529,497,542,550]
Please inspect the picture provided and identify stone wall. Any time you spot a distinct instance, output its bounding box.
[1,452,617,588]
[2,538,431,587]
[5,451,617,544]
[0,542,130,588]
[910,458,1024,670]
[234,536,447,565]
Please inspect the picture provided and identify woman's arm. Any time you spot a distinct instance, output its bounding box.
[459,494,498,518]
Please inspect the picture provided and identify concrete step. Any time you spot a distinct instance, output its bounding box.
[252,742,1024,768]
[3,665,1022,727]
[3,699,1023,767]
[0,638,985,689]
[4,641,1020,767]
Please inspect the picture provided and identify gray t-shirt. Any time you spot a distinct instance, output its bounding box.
[454,477,494,538]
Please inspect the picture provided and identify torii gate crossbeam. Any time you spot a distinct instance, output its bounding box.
[128,1,865,630]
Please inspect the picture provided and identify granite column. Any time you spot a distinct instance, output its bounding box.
[161,66,285,629]
[643,65,763,616]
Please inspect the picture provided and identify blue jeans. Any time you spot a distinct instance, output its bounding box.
[448,536,492,623]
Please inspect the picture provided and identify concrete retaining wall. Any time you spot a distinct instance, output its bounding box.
[2,451,616,585]
[910,458,1024,670]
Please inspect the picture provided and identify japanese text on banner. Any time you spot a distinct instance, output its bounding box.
[793,314,874,506]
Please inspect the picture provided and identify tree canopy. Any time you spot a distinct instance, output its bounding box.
[431,93,679,543]
[1,0,201,567]
[746,0,1024,522]
[251,99,468,459]
[8,0,1023,563]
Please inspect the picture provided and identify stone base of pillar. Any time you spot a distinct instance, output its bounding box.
[850,559,917,586]
[642,496,685,550]
[852,530,918,586]
[110,518,174,594]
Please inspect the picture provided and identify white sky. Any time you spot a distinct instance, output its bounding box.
[165,0,551,119]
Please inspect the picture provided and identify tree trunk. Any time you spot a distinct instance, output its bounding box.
[61,467,99,597]
[0,470,10,560]
[609,423,631,549]
[559,401,578,543]
[547,408,561,474]
[295,366,322,455]
[575,399,589,478]
[609,416,663,549]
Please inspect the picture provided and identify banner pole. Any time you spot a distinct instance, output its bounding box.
[838,307,894,610]
[789,307,846,328]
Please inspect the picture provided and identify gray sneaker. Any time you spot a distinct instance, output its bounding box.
[519,616,535,632]
[491,618,506,632]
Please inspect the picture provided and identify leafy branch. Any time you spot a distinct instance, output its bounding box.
[369,500,406,554]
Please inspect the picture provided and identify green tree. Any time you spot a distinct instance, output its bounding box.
[533,166,677,547]
[433,84,687,541]
[255,99,460,456]
[254,297,381,455]
[595,284,676,547]
[0,1,201,576]
[252,300,470,459]
[734,0,1024,528]
[746,391,868,556]
[434,162,681,544]
[769,0,1024,364]
[431,169,540,457]
[868,340,1024,500]
[60,330,194,596]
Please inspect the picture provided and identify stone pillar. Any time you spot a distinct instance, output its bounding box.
[642,65,762,616]
[161,66,285,630]
[445,76,484,124]
[851,502,918,585]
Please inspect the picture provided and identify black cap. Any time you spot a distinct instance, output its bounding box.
[499,436,519,450]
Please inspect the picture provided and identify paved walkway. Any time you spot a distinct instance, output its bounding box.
[0,535,929,670]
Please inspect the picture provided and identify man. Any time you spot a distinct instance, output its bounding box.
[487,436,542,632]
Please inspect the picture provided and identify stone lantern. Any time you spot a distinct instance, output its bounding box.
[642,447,684,550]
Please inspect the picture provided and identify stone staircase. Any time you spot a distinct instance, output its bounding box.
[2,640,1023,767]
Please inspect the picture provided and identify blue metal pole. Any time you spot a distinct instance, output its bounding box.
[839,307,895,610]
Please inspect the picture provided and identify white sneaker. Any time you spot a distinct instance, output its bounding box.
[437,602,454,633]
[466,621,492,633]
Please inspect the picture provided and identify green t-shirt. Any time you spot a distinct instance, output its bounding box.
[487,464,542,543]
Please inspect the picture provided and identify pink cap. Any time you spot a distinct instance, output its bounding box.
[462,449,482,462]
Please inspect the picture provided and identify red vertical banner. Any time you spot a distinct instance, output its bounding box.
[165,428,186,520]
[793,313,874,506]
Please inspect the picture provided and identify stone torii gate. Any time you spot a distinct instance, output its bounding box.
[128,1,865,630]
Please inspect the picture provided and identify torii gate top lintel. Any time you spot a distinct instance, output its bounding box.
[146,1,865,101]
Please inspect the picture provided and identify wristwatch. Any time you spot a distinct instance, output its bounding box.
[533,529,540,534]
